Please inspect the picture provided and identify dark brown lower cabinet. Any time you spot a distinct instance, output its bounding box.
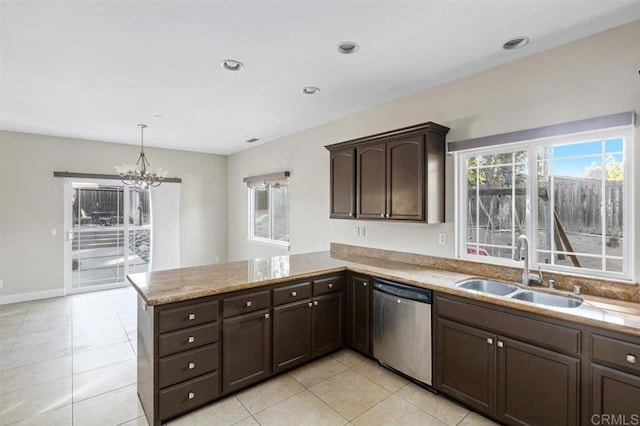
[222,308,271,394]
[497,337,579,426]
[273,300,313,374]
[437,318,494,415]
[272,293,344,373]
[348,274,371,355]
[590,364,640,418]
[312,293,343,356]
[435,293,581,425]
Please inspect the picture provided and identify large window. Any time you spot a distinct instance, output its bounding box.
[249,182,289,246]
[458,127,632,280]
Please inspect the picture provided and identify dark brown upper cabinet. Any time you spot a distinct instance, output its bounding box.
[326,121,449,223]
[330,148,356,219]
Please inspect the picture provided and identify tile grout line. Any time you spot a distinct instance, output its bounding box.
[0,302,30,371]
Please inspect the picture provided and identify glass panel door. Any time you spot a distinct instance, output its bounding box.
[66,180,151,292]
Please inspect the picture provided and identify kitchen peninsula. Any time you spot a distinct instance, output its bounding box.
[129,248,640,426]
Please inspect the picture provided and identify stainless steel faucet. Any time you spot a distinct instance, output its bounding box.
[513,235,543,286]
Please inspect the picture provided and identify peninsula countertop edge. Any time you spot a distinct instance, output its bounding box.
[127,251,640,337]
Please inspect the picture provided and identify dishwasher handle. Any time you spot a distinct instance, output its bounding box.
[373,278,432,304]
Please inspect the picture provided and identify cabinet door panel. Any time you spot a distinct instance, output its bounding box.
[349,275,371,356]
[386,137,424,220]
[312,293,343,356]
[496,336,579,426]
[591,363,640,417]
[222,309,271,394]
[436,318,494,415]
[357,143,386,219]
[273,300,312,373]
[330,148,355,219]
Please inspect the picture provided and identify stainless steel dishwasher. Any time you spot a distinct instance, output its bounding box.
[373,278,433,386]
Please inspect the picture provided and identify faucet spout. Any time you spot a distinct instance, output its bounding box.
[514,235,543,286]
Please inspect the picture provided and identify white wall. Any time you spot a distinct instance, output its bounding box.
[0,131,227,299]
[227,21,640,283]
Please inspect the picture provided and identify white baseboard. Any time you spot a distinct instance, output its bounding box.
[0,288,66,305]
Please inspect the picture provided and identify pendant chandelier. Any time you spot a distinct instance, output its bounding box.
[115,124,168,188]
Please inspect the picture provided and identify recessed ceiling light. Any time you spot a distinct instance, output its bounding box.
[245,138,259,143]
[153,114,162,119]
[302,86,320,95]
[337,41,359,54]
[221,59,244,71]
[502,36,530,50]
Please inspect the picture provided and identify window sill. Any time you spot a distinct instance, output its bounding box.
[248,237,290,249]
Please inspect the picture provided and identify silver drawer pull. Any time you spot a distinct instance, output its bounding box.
[308,302,313,308]
[314,301,318,306]
[328,283,333,289]
[188,313,195,320]
[188,336,195,343]
[627,354,637,364]
[487,338,493,345]
[497,341,504,348]
[188,392,195,400]
[363,282,367,287]
[246,301,252,307]
[264,313,269,319]
[291,291,297,297]
[188,362,195,369]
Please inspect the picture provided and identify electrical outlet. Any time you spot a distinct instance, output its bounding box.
[438,232,447,245]
[50,228,57,237]
[354,226,360,236]
[360,227,366,237]
[214,256,220,263]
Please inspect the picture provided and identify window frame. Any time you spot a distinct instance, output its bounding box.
[455,126,634,281]
[248,183,290,248]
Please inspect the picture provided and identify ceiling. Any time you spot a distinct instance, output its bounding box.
[2,1,639,155]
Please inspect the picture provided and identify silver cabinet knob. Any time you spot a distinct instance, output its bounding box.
[497,341,504,348]
[246,301,252,307]
[328,283,333,289]
[188,362,195,369]
[308,302,313,308]
[188,336,195,343]
[362,282,367,287]
[380,214,385,218]
[487,338,493,345]
[627,354,637,364]
[188,313,195,320]
[291,291,297,297]
[314,301,318,306]
[188,392,195,400]
[264,313,269,319]
[348,212,354,217]
[396,299,401,304]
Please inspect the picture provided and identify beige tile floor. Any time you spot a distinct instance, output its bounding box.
[0,288,498,426]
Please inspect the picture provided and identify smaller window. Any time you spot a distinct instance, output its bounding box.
[249,182,289,246]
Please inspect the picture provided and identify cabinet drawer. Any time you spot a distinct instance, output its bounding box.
[313,275,344,296]
[159,371,219,420]
[436,294,580,354]
[591,334,640,374]
[223,290,270,318]
[159,343,219,388]
[273,282,312,306]
[159,322,218,357]
[159,300,219,333]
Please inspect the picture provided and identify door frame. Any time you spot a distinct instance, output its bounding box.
[63,177,145,295]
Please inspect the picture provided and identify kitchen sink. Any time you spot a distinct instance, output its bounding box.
[510,291,583,308]
[456,279,519,296]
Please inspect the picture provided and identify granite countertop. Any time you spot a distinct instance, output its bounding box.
[127,251,640,337]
